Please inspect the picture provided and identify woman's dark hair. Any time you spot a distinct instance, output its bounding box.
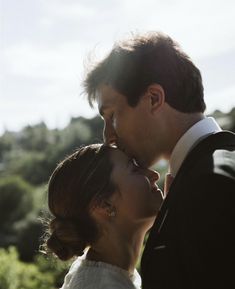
[84,32,206,113]
[44,144,115,261]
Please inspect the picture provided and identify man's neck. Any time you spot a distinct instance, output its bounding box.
[164,113,205,160]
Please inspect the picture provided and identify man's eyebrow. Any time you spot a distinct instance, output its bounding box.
[99,104,109,117]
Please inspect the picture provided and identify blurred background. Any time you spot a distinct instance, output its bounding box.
[1,0,235,288]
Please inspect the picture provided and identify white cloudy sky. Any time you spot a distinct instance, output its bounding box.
[1,0,235,135]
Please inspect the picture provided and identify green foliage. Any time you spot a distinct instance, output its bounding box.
[33,184,48,212]
[0,247,54,289]
[18,122,52,152]
[0,247,73,289]
[0,131,15,162]
[35,254,73,288]
[73,116,103,143]
[0,117,103,186]
[0,116,103,287]
[16,218,43,262]
[208,108,235,131]
[9,152,50,185]
[0,176,34,233]
[0,247,19,289]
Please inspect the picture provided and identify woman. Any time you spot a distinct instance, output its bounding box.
[45,144,162,289]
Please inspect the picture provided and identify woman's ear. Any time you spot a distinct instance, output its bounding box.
[104,201,117,217]
[90,199,116,220]
[145,84,165,113]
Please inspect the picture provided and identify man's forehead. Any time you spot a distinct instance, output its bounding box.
[97,85,116,100]
[97,85,117,113]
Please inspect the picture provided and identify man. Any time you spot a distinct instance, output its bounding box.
[83,32,235,289]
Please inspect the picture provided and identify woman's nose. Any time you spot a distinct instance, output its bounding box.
[103,120,118,146]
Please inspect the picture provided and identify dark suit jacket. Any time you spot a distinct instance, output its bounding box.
[141,131,235,289]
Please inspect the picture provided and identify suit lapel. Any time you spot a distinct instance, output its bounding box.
[144,131,235,252]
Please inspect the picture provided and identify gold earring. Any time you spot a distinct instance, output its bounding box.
[108,210,116,217]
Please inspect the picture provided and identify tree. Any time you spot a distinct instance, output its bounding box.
[9,152,50,185]
[0,247,54,289]
[0,131,16,162]
[18,122,51,151]
[0,176,34,239]
[17,218,44,262]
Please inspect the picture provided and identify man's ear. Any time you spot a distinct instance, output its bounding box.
[145,84,165,113]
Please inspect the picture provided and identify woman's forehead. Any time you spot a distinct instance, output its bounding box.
[109,147,129,162]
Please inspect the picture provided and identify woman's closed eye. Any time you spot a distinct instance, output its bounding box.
[129,159,141,173]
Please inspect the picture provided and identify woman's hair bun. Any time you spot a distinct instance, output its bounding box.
[46,218,87,261]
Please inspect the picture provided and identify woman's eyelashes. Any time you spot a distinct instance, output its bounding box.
[129,159,141,173]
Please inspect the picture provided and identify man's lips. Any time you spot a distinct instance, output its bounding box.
[151,185,163,196]
[117,144,135,160]
[149,176,161,193]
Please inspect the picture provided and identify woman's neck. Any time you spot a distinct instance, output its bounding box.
[86,227,146,274]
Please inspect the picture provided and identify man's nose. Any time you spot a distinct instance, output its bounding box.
[103,121,118,145]
[145,168,160,183]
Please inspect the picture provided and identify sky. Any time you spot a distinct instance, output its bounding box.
[1,0,235,135]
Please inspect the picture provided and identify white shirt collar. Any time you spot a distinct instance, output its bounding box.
[169,117,222,176]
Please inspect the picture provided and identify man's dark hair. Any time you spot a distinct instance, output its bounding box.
[84,32,206,113]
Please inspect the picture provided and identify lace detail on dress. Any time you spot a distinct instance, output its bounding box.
[60,255,142,289]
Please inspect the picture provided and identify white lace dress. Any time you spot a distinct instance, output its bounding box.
[60,256,142,289]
